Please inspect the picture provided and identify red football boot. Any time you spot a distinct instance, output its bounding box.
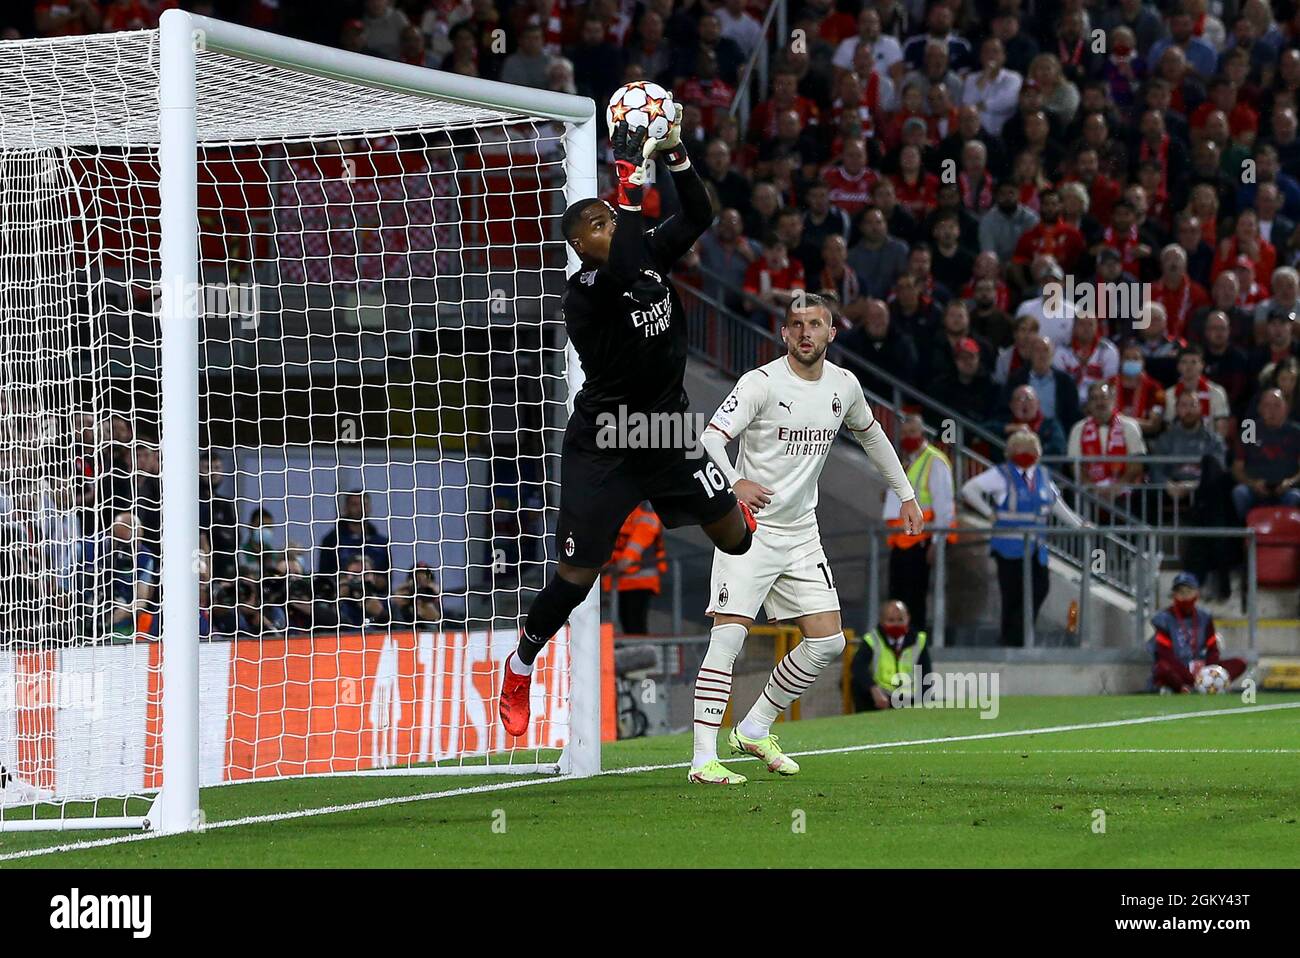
[499,655,532,737]
[738,499,757,532]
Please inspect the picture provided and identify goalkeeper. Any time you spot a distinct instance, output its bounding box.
[499,108,755,735]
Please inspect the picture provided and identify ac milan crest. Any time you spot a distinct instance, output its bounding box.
[564,534,575,557]
[717,583,729,606]
[831,395,842,417]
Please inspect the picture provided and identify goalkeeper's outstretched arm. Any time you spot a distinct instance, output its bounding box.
[649,109,717,265]
[602,122,655,286]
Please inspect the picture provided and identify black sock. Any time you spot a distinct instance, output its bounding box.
[519,574,592,665]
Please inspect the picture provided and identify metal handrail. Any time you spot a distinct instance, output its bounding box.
[658,524,1260,653]
[1041,455,1205,463]
[727,0,786,130]
[687,263,1161,521]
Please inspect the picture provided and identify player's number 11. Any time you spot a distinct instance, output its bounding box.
[693,461,726,497]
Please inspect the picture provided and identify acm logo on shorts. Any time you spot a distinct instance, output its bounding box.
[717,583,729,607]
[564,534,575,558]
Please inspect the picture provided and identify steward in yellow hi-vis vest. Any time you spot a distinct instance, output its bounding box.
[602,502,667,634]
[882,415,954,632]
[851,599,933,711]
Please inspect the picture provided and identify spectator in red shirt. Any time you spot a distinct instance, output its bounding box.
[1151,244,1211,340]
[1190,77,1260,146]
[882,83,929,151]
[1093,200,1153,279]
[964,251,1011,311]
[890,143,939,223]
[1064,146,1122,227]
[829,68,883,143]
[1232,252,1263,304]
[1010,189,1086,287]
[1011,148,1052,214]
[743,235,806,318]
[1116,339,1168,436]
[749,68,820,144]
[814,0,857,45]
[822,137,879,220]
[1211,208,1276,290]
[675,48,736,135]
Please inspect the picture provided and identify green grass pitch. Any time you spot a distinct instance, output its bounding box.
[3,694,1298,868]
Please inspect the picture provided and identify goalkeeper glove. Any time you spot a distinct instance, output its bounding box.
[655,104,691,172]
[611,120,657,210]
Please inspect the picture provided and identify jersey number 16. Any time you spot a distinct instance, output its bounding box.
[693,461,727,497]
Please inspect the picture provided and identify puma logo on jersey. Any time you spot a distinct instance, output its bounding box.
[778,401,793,414]
[579,270,597,286]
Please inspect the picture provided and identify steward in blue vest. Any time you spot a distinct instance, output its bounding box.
[960,433,1085,646]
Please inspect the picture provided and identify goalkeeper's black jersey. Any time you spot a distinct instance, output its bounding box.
[564,257,688,428]
[563,163,715,445]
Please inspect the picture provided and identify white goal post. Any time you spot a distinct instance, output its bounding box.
[0,10,600,834]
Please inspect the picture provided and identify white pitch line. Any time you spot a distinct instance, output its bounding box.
[2,700,1296,863]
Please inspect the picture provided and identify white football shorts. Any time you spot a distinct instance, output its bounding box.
[705,524,840,622]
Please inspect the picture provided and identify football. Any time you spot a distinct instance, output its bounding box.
[1194,663,1230,694]
[606,81,676,141]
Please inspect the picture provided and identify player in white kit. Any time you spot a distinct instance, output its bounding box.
[689,293,923,784]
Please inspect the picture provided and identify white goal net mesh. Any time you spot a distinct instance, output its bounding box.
[0,28,579,827]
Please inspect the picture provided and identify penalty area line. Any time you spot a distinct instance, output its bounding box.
[2,700,1295,862]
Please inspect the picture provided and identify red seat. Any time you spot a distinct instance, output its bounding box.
[1246,507,1300,587]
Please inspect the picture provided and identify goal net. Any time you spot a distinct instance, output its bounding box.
[0,13,600,833]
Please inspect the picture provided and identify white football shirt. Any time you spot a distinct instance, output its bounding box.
[707,355,878,533]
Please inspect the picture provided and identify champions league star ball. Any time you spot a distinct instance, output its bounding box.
[1195,663,1230,694]
[606,81,676,141]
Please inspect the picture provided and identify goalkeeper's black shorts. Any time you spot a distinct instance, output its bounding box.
[555,418,736,569]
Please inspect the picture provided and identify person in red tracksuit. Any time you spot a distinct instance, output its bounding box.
[1149,572,1247,693]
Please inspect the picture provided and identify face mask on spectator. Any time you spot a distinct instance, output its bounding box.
[1011,451,1038,469]
[1121,359,1143,377]
[1174,596,1197,615]
[881,622,907,640]
[257,528,274,547]
[900,435,924,454]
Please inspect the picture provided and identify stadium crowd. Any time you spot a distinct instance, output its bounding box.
[7,0,1300,635]
[0,408,443,641]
